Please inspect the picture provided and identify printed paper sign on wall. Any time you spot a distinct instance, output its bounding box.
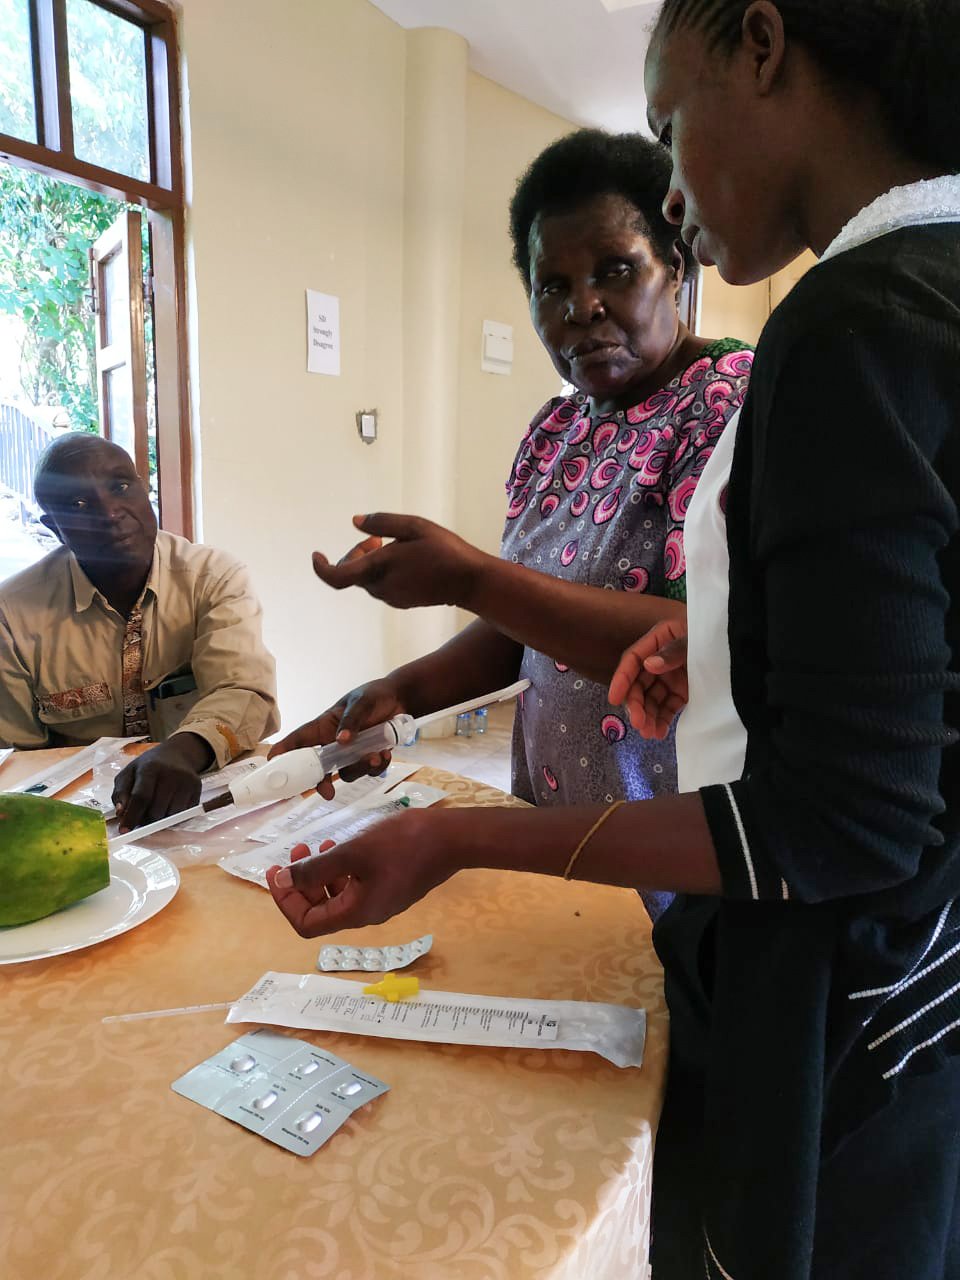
[306,289,340,376]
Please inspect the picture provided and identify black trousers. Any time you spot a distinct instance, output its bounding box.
[651,1048,960,1279]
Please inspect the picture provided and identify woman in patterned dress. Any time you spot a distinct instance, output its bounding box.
[275,131,752,917]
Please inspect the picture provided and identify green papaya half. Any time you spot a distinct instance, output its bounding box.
[0,793,110,927]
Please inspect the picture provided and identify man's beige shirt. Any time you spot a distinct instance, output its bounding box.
[0,531,279,766]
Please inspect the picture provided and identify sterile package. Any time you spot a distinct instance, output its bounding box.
[317,933,433,972]
[68,738,144,818]
[218,783,446,889]
[171,1027,388,1156]
[3,735,132,798]
[226,972,647,1069]
[245,760,419,845]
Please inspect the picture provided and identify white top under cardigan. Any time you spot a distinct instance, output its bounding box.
[674,175,960,794]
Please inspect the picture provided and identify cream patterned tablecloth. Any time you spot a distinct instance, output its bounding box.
[0,750,667,1280]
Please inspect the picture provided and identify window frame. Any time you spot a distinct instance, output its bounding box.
[0,0,192,538]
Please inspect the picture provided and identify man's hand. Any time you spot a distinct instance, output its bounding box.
[267,678,408,799]
[311,513,489,610]
[112,732,213,831]
[608,617,689,739]
[266,809,454,937]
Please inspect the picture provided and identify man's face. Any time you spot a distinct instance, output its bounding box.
[39,442,158,575]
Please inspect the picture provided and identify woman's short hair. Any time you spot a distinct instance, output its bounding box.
[509,129,696,290]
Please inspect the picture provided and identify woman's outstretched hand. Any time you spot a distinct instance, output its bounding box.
[266,811,454,937]
[311,513,488,610]
[608,616,689,739]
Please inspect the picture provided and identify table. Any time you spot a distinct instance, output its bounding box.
[0,749,667,1280]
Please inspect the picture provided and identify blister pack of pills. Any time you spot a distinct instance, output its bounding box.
[171,1027,389,1156]
[317,932,433,972]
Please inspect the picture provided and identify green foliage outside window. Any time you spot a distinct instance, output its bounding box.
[0,0,151,431]
[0,165,118,429]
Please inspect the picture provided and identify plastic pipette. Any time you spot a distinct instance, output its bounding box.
[102,1000,234,1024]
[107,789,234,851]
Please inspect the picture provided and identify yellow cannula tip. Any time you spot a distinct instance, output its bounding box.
[363,972,419,1002]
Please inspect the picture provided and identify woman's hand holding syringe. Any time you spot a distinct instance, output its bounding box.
[231,713,417,809]
[242,678,530,811]
[266,676,413,798]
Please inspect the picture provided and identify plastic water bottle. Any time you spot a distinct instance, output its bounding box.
[455,712,472,737]
[473,707,488,734]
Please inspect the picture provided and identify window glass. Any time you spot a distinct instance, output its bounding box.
[67,0,149,181]
[105,366,135,459]
[102,248,126,348]
[0,0,38,144]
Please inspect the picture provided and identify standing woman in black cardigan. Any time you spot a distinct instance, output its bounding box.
[268,3,960,1275]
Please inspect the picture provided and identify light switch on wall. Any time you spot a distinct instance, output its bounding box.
[356,409,378,443]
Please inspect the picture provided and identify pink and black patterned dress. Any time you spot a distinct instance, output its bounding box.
[501,338,753,917]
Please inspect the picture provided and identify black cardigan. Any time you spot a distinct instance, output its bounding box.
[658,224,960,1278]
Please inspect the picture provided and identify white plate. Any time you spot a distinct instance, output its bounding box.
[0,845,180,965]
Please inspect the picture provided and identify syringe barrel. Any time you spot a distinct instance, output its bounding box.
[316,714,415,777]
[227,716,415,808]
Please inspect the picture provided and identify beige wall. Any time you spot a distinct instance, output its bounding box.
[180,0,407,734]
[769,250,818,311]
[456,74,571,559]
[698,270,769,347]
[178,1,575,734]
[699,250,819,347]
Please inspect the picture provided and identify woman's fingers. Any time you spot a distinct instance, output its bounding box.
[290,839,335,863]
[267,866,366,936]
[312,546,390,589]
[267,844,369,936]
[338,687,401,741]
[644,633,688,672]
[625,674,686,739]
[353,512,428,541]
[610,619,687,703]
[608,643,646,705]
[335,535,383,566]
[611,617,689,739]
[268,704,345,757]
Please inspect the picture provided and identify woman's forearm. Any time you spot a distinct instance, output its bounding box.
[461,555,685,685]
[438,791,722,895]
[387,619,523,719]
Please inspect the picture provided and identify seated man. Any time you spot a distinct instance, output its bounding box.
[0,433,279,829]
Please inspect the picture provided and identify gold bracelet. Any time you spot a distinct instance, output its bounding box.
[562,800,625,880]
